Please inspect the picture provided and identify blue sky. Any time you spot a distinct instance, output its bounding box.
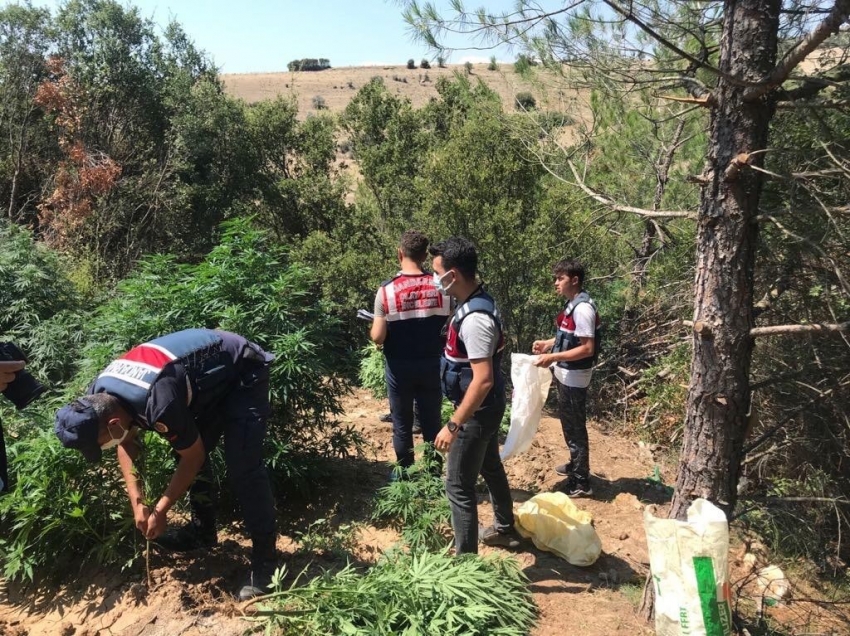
[24,0,520,73]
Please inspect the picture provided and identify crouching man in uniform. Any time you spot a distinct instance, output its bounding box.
[54,328,277,600]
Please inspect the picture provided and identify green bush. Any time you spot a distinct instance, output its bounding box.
[288,58,331,72]
[257,550,537,635]
[514,54,537,73]
[359,342,387,399]
[407,58,416,69]
[464,61,473,74]
[514,91,537,111]
[372,448,451,552]
[488,55,498,71]
[0,222,90,383]
[420,58,431,69]
[0,219,355,579]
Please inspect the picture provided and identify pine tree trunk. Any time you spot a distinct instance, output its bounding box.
[642,0,780,619]
[672,0,779,520]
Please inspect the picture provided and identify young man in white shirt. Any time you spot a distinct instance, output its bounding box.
[533,259,600,497]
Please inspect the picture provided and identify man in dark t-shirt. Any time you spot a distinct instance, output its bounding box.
[54,329,276,600]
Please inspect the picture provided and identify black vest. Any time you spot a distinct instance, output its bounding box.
[441,289,505,407]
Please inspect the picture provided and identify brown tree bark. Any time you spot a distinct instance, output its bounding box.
[670,0,781,521]
[641,1,782,620]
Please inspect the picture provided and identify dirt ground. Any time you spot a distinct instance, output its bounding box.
[1,388,846,635]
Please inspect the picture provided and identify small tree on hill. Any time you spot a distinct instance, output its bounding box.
[407,58,416,69]
[514,91,536,111]
[437,55,446,68]
[420,58,431,69]
[488,55,498,71]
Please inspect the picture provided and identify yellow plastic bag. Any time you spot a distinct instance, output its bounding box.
[514,492,602,566]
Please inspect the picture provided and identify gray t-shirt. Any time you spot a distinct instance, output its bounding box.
[458,312,499,360]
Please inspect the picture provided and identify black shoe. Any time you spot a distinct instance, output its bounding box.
[479,525,522,549]
[560,477,593,498]
[155,522,217,552]
[554,461,574,477]
[379,412,393,423]
[238,565,276,601]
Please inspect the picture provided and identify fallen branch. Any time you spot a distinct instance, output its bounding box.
[741,496,850,505]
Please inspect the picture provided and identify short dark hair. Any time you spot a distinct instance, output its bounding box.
[86,392,120,423]
[428,236,478,280]
[400,230,429,261]
[552,258,585,285]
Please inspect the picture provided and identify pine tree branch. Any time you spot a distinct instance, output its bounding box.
[779,64,850,101]
[743,0,850,101]
[744,388,836,455]
[602,0,758,88]
[750,322,850,337]
[777,98,850,109]
[757,214,850,295]
[655,76,716,104]
[566,160,696,219]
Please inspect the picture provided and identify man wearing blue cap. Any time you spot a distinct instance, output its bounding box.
[55,328,277,600]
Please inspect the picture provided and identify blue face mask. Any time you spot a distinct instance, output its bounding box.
[433,270,455,294]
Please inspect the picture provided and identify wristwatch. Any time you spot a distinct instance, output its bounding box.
[447,420,463,434]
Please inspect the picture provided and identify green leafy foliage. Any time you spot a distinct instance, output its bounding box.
[0,220,354,579]
[372,449,451,552]
[296,517,361,559]
[514,91,536,110]
[287,58,331,71]
[358,342,387,399]
[257,550,536,636]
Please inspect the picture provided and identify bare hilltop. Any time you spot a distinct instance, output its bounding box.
[221,63,584,116]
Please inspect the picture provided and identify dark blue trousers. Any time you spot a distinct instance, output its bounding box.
[385,357,442,467]
[186,362,276,553]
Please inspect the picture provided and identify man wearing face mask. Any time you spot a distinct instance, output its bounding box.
[430,237,521,554]
[370,230,451,476]
[53,328,278,600]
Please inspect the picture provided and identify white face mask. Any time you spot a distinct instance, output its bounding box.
[100,423,130,450]
[433,270,455,294]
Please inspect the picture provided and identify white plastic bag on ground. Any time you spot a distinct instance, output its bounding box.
[501,353,553,460]
[644,499,733,636]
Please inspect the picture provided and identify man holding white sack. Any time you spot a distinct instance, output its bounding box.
[533,259,601,497]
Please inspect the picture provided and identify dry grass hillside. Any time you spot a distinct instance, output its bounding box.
[221,63,588,118]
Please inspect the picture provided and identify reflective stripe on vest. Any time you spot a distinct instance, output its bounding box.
[381,274,451,322]
[92,329,225,425]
